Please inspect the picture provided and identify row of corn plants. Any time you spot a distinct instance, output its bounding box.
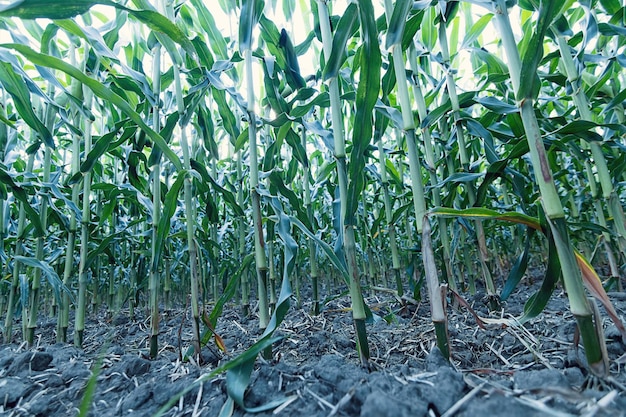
[0,0,625,408]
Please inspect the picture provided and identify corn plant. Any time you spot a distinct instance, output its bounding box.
[0,2,624,406]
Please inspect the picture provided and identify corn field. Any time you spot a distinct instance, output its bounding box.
[0,0,625,415]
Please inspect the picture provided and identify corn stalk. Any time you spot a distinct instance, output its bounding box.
[493,0,606,376]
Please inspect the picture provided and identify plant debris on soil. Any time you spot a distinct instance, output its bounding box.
[1,278,625,417]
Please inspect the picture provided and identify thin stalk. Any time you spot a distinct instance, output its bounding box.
[173,63,202,358]
[237,150,251,316]
[360,194,372,296]
[556,34,624,268]
[3,151,32,344]
[265,110,278,312]
[397,155,414,250]
[267,239,277,311]
[58,124,79,334]
[423,216,449,359]
[107,160,118,314]
[317,0,370,366]
[26,97,54,345]
[0,96,6,320]
[384,0,448,356]
[91,193,102,315]
[149,42,162,359]
[301,127,320,315]
[494,0,605,376]
[407,43,457,292]
[75,86,94,348]
[244,48,270,335]
[377,135,402,296]
[129,225,137,321]
[437,15,496,304]
[210,159,219,300]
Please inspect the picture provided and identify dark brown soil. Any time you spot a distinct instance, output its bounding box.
[1,278,625,417]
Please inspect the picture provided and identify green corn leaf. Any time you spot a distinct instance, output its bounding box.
[433,172,484,189]
[598,22,626,36]
[517,0,560,100]
[148,112,179,167]
[14,255,74,305]
[223,201,293,411]
[500,228,535,300]
[191,36,214,69]
[189,0,228,59]
[470,47,508,78]
[322,2,358,80]
[77,348,108,417]
[421,7,438,51]
[269,197,298,281]
[268,170,310,229]
[152,173,186,273]
[346,0,381,224]
[260,56,291,115]
[600,87,626,115]
[155,335,284,417]
[474,96,518,114]
[375,100,404,130]
[233,128,248,153]
[289,215,349,284]
[461,13,493,50]
[239,0,264,52]
[282,0,294,20]
[81,128,120,173]
[187,254,255,359]
[196,106,218,159]
[118,1,196,61]
[291,91,329,118]
[279,28,306,90]
[1,43,183,171]
[212,87,240,144]
[576,250,626,343]
[1,1,195,60]
[518,227,560,322]
[430,207,543,231]
[284,127,308,166]
[385,0,412,49]
[0,166,44,237]
[190,159,245,217]
[53,19,117,60]
[0,62,54,148]
[44,182,82,222]
[401,9,424,51]
[85,231,122,270]
[223,336,289,413]
[551,120,626,143]
[0,0,106,19]
[421,91,476,128]
[599,0,621,13]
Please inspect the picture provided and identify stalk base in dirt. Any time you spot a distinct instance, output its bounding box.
[257,266,271,360]
[354,318,370,368]
[150,335,158,359]
[311,275,320,316]
[433,321,450,360]
[75,330,84,348]
[422,217,450,361]
[549,217,605,375]
[392,269,403,299]
[575,314,606,377]
[345,225,370,366]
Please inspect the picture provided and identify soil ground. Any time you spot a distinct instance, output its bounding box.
[1,275,625,417]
